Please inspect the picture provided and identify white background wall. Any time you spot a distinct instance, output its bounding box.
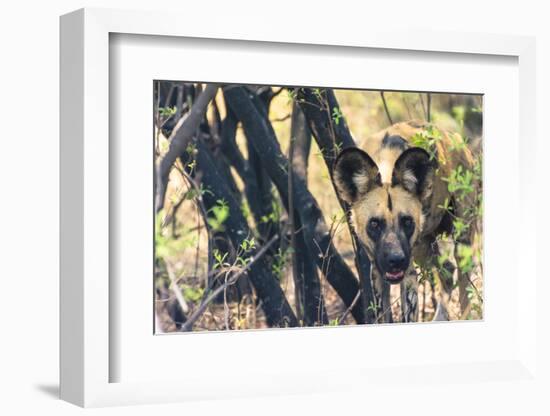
[0,1,547,414]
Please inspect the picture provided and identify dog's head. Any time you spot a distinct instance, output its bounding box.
[334,146,436,284]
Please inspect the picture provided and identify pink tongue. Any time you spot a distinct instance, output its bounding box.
[387,271,404,279]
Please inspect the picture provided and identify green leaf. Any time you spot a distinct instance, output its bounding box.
[331,106,343,125]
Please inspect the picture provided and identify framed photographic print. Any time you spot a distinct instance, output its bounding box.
[60,7,540,409]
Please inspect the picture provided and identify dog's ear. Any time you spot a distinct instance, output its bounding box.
[392,148,436,206]
[333,147,381,204]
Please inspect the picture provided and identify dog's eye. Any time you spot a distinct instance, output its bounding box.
[368,218,380,229]
[367,218,384,240]
[400,215,415,236]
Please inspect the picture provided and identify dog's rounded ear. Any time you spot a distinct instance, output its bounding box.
[333,147,381,204]
[392,147,436,205]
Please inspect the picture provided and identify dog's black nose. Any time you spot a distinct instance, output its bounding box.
[387,252,407,271]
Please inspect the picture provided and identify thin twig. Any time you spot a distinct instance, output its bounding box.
[422,279,427,322]
[427,93,432,122]
[165,261,189,315]
[419,93,428,121]
[466,275,484,303]
[271,114,291,123]
[380,91,394,125]
[375,295,401,323]
[223,269,230,330]
[271,87,285,99]
[192,190,202,282]
[337,289,362,324]
[176,167,215,278]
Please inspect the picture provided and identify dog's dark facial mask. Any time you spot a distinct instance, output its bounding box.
[333,147,435,284]
[365,212,416,283]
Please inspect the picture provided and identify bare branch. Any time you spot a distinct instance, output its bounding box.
[419,93,428,121]
[380,91,394,125]
[165,261,190,315]
[427,93,432,122]
[156,83,220,213]
[337,289,362,324]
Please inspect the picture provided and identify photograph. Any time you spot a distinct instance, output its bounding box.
[153,82,483,333]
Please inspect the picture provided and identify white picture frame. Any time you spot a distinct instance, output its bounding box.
[60,7,540,408]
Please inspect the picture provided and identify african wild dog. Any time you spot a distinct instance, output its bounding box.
[333,121,479,323]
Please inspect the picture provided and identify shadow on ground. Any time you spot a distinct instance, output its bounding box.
[35,384,59,399]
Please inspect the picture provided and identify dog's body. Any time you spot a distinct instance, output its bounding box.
[334,120,480,322]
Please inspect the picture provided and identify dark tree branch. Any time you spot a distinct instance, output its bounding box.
[257,86,282,110]
[191,138,298,328]
[210,94,223,142]
[380,91,394,125]
[290,103,328,325]
[175,84,184,121]
[224,86,366,324]
[219,106,245,175]
[220,94,279,242]
[248,89,283,240]
[224,90,324,324]
[296,88,376,323]
[179,140,245,304]
[288,108,303,323]
[246,140,278,240]
[155,84,219,213]
[294,88,355,169]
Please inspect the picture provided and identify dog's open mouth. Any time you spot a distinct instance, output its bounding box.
[385,270,405,283]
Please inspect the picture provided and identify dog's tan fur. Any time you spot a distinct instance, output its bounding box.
[352,185,425,261]
[334,120,478,322]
